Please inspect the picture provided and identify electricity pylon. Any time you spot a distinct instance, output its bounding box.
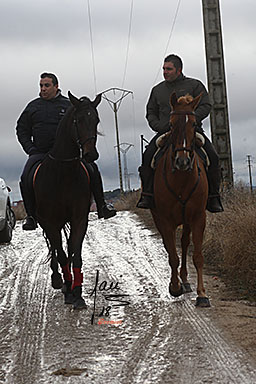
[101,88,133,194]
[119,143,134,192]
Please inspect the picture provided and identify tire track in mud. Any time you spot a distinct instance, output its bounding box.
[83,212,256,384]
[0,224,50,383]
[0,214,256,384]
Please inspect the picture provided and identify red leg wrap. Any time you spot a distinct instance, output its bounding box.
[62,264,72,282]
[72,267,83,289]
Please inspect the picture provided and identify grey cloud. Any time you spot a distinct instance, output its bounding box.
[1,0,256,195]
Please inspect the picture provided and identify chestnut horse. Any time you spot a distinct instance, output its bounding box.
[151,92,210,307]
[34,92,101,309]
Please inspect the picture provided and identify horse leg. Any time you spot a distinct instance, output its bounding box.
[180,224,193,293]
[166,230,186,297]
[46,229,73,303]
[69,222,88,310]
[191,217,211,307]
[152,213,185,297]
[50,249,63,289]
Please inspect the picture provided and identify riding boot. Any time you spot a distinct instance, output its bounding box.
[206,167,224,213]
[90,164,117,219]
[136,165,154,209]
[19,181,38,230]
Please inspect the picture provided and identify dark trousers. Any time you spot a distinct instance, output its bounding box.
[140,132,221,198]
[20,154,46,217]
[143,132,219,171]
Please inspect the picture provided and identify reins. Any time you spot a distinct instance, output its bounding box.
[163,109,201,224]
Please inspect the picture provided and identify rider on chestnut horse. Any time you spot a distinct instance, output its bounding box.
[137,54,223,213]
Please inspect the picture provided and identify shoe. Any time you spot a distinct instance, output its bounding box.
[98,204,117,219]
[206,196,224,213]
[136,194,154,209]
[22,216,38,230]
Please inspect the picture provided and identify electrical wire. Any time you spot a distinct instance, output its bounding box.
[87,0,97,94]
[152,0,182,85]
[121,0,134,88]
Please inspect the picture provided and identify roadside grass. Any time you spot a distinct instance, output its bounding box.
[116,184,256,301]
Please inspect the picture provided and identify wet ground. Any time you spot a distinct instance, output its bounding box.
[0,211,255,383]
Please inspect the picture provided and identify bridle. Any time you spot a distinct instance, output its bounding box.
[49,106,98,162]
[169,110,197,172]
[73,113,97,159]
[163,109,201,224]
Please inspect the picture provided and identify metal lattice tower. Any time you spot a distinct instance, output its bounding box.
[101,88,133,194]
[119,143,134,192]
[202,0,233,185]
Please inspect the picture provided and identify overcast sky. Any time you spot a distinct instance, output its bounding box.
[1,0,255,200]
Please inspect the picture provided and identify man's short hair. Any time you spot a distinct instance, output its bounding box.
[40,72,59,86]
[164,54,183,71]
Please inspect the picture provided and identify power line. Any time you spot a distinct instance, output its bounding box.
[121,0,134,88]
[153,0,182,85]
[87,0,97,94]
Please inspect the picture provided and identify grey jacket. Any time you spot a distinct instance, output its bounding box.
[146,74,211,134]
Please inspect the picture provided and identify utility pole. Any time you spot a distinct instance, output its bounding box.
[119,143,134,192]
[202,0,233,185]
[101,88,133,194]
[247,155,253,193]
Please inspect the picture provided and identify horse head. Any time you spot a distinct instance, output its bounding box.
[169,92,202,171]
[68,91,102,162]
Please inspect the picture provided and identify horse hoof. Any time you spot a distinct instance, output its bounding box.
[73,298,87,310]
[169,282,186,297]
[184,282,193,293]
[64,293,74,305]
[195,297,211,307]
[51,273,63,289]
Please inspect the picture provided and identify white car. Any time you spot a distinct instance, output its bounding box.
[0,178,16,243]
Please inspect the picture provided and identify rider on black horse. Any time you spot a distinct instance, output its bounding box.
[16,72,116,230]
[137,54,223,213]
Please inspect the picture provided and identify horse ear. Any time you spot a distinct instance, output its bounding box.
[189,92,203,110]
[170,92,178,109]
[68,91,80,108]
[92,93,102,108]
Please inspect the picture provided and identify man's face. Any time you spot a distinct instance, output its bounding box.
[163,61,181,82]
[40,77,58,100]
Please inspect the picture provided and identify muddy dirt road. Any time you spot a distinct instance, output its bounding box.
[0,211,255,383]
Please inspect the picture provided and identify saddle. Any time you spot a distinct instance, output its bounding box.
[151,132,210,170]
[29,158,91,191]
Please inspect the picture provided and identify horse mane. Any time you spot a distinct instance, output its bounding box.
[177,94,193,105]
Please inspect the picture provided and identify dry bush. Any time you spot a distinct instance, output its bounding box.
[204,183,256,299]
[12,202,26,221]
[114,190,141,211]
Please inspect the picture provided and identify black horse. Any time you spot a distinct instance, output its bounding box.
[34,91,101,309]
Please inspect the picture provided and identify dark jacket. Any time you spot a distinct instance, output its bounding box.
[146,74,211,134]
[16,92,71,155]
